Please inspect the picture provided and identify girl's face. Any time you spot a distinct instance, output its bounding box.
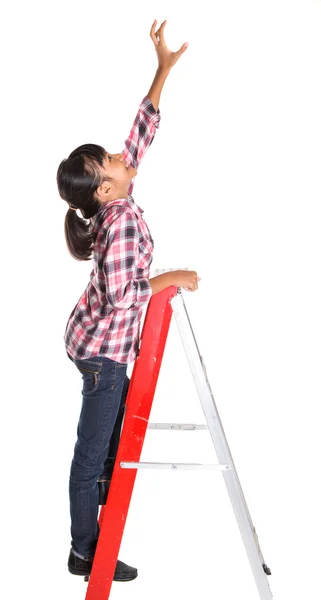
[104,152,137,190]
[96,151,137,203]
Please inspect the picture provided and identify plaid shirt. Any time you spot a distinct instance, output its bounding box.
[64,95,160,363]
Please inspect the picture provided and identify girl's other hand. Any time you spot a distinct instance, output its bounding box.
[170,270,200,292]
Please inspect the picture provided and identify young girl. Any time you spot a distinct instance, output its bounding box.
[57,20,200,582]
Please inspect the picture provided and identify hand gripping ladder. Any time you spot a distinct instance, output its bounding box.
[84,285,273,600]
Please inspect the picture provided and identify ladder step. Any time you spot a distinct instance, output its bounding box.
[120,461,231,471]
[148,423,207,430]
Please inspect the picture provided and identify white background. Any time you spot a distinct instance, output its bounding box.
[1,1,321,599]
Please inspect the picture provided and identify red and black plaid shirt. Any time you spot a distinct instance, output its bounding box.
[64,95,160,363]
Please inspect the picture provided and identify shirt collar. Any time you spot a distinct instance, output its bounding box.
[105,195,144,215]
[92,195,143,232]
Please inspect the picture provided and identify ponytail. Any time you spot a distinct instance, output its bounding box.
[64,207,94,261]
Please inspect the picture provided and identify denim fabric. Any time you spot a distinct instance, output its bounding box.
[67,351,129,559]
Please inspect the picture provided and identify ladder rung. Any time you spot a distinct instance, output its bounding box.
[120,461,231,471]
[148,423,207,430]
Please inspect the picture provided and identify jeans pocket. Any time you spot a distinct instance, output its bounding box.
[75,360,103,396]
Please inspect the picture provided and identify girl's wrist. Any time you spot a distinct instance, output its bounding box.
[157,65,171,75]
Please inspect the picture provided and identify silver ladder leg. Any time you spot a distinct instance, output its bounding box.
[171,290,273,600]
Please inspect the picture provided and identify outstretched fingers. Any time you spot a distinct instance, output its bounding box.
[156,20,167,42]
[150,19,167,45]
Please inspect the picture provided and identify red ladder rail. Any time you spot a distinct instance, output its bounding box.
[85,285,178,600]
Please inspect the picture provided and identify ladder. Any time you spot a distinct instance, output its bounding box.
[84,285,273,600]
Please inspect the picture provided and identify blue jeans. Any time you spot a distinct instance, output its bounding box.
[67,351,129,559]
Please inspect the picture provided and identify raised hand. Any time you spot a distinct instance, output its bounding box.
[150,20,189,71]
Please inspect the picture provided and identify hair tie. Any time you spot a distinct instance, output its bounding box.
[69,205,87,220]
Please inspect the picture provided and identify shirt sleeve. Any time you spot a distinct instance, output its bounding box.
[121,95,161,196]
[103,209,152,310]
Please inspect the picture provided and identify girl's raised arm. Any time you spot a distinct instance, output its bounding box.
[122,20,189,196]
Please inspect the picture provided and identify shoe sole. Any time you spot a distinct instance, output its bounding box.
[68,565,90,577]
[114,572,138,582]
[68,565,138,582]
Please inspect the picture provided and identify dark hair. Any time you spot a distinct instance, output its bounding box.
[57,144,113,261]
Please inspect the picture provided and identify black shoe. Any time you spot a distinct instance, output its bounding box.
[114,560,138,582]
[68,549,138,581]
[98,479,111,505]
[68,550,93,577]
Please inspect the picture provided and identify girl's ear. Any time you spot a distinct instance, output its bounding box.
[96,181,112,199]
